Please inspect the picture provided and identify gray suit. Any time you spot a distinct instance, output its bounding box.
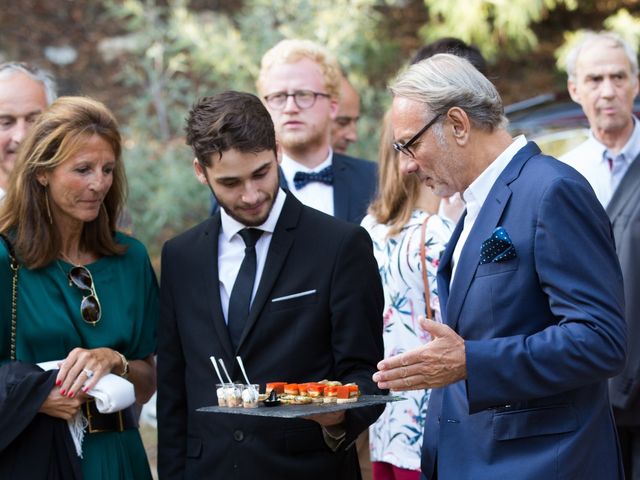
[608,152,640,423]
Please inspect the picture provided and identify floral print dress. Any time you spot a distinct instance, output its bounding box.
[362,209,453,471]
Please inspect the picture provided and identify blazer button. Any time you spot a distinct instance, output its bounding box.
[233,430,244,442]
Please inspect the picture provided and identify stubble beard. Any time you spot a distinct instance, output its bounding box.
[278,121,329,158]
[210,181,279,227]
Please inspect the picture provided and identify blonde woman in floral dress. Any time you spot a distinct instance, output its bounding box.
[361,112,456,480]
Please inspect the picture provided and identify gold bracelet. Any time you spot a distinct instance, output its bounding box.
[115,351,129,378]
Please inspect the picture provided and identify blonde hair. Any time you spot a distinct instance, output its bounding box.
[0,96,127,268]
[368,110,422,237]
[256,39,341,100]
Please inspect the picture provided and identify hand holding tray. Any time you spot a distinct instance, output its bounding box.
[197,394,404,418]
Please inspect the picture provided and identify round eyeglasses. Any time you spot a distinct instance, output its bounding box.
[264,90,330,110]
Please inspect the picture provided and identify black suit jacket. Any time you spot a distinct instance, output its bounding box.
[608,152,640,425]
[209,153,378,225]
[158,193,384,479]
[0,362,82,479]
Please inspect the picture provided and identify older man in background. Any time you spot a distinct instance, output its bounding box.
[561,30,640,480]
[0,62,56,201]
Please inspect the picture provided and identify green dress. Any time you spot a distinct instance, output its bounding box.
[0,232,158,480]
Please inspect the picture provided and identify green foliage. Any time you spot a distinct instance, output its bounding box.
[421,0,577,60]
[555,9,640,73]
[604,9,640,49]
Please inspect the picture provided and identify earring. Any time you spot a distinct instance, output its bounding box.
[44,186,53,225]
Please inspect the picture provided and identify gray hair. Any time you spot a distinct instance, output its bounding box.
[391,53,506,131]
[0,62,57,105]
[566,31,639,81]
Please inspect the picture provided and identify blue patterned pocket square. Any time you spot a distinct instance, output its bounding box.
[479,227,516,265]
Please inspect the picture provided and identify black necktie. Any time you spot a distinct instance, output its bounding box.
[293,165,334,189]
[228,228,263,350]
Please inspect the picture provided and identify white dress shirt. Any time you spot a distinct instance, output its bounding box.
[560,117,640,208]
[218,188,286,323]
[451,135,528,282]
[280,150,335,216]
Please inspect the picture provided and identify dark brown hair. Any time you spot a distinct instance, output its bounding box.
[0,96,127,268]
[185,91,277,167]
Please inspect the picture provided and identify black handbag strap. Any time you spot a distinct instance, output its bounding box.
[0,233,18,360]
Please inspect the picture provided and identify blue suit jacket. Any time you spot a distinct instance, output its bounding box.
[422,142,626,479]
[210,152,377,225]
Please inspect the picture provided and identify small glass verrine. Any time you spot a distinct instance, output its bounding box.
[241,384,260,408]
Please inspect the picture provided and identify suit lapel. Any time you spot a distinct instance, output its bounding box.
[607,152,640,220]
[236,194,299,351]
[202,213,235,359]
[445,142,539,331]
[446,184,511,331]
[332,154,349,221]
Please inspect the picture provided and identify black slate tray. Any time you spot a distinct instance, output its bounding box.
[197,395,404,418]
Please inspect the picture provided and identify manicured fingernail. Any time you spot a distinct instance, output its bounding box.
[55,379,62,386]
[82,386,89,393]
[68,391,74,398]
[60,389,66,395]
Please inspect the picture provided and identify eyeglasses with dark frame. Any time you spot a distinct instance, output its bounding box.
[264,90,330,110]
[67,266,102,326]
[393,113,441,158]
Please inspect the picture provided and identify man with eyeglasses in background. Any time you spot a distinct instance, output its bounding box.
[256,39,377,225]
[0,62,56,201]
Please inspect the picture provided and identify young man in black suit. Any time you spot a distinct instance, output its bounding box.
[157,91,384,479]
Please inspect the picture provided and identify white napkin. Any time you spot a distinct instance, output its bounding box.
[37,360,136,456]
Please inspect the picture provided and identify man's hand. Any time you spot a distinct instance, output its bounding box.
[373,317,467,391]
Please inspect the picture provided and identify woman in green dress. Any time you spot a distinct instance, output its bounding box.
[0,96,157,479]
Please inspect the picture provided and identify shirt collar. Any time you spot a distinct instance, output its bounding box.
[462,135,528,214]
[602,117,640,165]
[220,188,287,242]
[280,148,333,178]
[590,116,640,166]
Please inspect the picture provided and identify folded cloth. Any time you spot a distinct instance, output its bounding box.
[37,360,136,456]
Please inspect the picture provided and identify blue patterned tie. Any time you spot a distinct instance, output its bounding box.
[293,165,334,190]
[228,228,263,350]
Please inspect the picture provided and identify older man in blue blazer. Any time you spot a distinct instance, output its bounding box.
[374,54,626,479]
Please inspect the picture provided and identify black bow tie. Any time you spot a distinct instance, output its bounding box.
[293,165,334,190]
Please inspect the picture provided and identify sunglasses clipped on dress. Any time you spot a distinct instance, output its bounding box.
[67,265,102,326]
